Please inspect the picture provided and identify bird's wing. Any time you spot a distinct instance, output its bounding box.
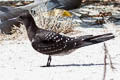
[33,31,72,45]
[31,31,75,54]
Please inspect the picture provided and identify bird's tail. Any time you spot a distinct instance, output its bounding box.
[75,33,115,48]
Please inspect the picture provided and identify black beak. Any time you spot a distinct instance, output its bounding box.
[8,17,17,21]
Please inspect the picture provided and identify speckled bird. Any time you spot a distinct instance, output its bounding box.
[15,12,115,67]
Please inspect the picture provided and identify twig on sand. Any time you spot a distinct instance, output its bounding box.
[103,43,107,80]
[103,43,115,80]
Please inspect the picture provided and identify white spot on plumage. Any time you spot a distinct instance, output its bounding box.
[81,38,84,40]
[48,47,52,50]
[46,37,48,39]
[37,49,40,51]
[52,33,56,35]
[51,35,54,38]
[48,33,52,37]
[32,38,35,42]
[54,37,56,39]
[45,33,49,37]
[56,39,61,42]
[75,37,77,39]
[60,38,63,40]
[71,39,74,41]
[74,42,77,46]
[49,37,52,39]
[64,45,67,48]
[66,40,68,42]
[56,36,58,38]
[44,48,48,50]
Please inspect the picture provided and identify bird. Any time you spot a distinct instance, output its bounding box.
[0,6,28,22]
[0,1,45,34]
[15,12,115,67]
[45,0,82,10]
[0,6,28,34]
[44,0,83,17]
[0,19,20,34]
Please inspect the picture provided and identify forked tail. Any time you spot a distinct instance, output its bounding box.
[75,33,115,48]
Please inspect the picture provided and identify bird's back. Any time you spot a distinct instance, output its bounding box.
[57,0,82,10]
[32,29,78,55]
[46,0,82,10]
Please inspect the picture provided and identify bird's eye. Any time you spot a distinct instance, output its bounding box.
[19,16,24,19]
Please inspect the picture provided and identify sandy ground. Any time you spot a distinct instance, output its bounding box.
[0,4,120,80]
[0,25,120,80]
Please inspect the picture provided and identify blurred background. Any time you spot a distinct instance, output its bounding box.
[0,0,119,6]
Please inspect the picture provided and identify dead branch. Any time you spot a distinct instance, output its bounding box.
[103,43,107,80]
[103,43,115,80]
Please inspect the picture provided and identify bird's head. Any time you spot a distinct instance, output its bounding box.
[16,12,31,23]
[15,12,35,27]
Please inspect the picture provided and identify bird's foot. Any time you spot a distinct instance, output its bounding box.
[40,64,51,67]
[41,55,51,67]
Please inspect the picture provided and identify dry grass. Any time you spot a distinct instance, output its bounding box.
[32,4,78,34]
[0,25,27,41]
[103,43,115,80]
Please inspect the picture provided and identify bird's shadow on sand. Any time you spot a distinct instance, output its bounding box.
[41,63,106,67]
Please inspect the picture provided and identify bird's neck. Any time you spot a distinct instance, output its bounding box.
[25,19,38,30]
[25,20,38,41]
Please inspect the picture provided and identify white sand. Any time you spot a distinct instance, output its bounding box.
[0,25,120,80]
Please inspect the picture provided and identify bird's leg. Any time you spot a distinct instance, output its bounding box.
[47,55,52,67]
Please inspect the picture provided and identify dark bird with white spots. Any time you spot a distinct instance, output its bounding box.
[15,12,115,67]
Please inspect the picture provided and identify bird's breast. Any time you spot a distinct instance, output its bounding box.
[27,27,35,41]
[32,41,76,56]
[51,49,75,56]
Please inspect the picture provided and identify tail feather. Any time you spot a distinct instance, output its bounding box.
[76,33,115,48]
